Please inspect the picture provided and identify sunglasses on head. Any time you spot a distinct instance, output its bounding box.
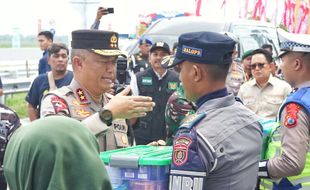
[250,63,266,70]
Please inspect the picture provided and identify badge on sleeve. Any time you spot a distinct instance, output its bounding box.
[284,103,301,128]
[168,82,178,90]
[50,96,69,115]
[173,136,192,166]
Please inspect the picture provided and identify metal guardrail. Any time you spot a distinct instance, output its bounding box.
[3,78,32,93]
[1,77,32,104]
[0,60,37,79]
[0,59,37,104]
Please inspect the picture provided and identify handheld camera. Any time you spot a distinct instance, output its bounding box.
[106,8,114,14]
[113,56,131,95]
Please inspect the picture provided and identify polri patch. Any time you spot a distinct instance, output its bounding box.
[142,77,152,85]
[173,136,192,166]
[50,96,69,115]
[284,103,301,128]
[168,82,178,90]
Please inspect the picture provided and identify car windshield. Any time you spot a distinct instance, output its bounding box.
[128,18,226,56]
[231,24,280,57]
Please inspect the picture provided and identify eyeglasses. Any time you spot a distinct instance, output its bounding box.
[250,63,266,70]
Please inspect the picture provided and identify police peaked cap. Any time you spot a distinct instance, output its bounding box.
[278,28,310,57]
[71,29,124,57]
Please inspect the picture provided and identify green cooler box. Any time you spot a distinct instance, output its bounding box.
[100,145,172,190]
[259,118,277,159]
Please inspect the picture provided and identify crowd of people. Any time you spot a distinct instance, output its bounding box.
[0,6,310,190]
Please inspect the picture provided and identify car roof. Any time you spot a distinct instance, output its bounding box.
[129,16,279,57]
[145,16,227,35]
[144,16,276,35]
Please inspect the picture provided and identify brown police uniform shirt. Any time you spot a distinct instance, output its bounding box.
[268,81,310,179]
[238,74,292,120]
[226,61,245,96]
[40,79,129,151]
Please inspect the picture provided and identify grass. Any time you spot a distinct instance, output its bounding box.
[5,92,28,118]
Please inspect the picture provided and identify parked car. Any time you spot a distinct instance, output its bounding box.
[128,16,280,59]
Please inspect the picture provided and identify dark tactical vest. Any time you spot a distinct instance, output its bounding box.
[129,53,149,73]
[135,68,179,144]
[170,113,217,190]
[279,87,310,116]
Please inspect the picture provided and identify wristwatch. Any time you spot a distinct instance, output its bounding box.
[99,108,113,126]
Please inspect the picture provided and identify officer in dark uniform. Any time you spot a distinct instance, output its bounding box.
[128,36,152,73]
[164,31,262,190]
[130,42,180,145]
[40,30,155,151]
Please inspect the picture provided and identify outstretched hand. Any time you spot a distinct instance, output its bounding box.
[105,86,155,119]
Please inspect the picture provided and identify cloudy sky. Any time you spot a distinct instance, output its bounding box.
[0,0,198,35]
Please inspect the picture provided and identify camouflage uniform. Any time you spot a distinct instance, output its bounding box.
[165,85,196,145]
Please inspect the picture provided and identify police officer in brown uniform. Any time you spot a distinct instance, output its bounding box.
[259,29,310,189]
[40,30,155,151]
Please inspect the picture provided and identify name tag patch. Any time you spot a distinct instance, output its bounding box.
[142,77,152,85]
[169,174,203,190]
[182,45,202,57]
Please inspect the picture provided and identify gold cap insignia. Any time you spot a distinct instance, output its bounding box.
[110,34,118,48]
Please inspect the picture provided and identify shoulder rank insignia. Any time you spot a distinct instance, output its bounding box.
[173,136,192,166]
[179,113,206,130]
[76,88,88,104]
[284,103,301,128]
